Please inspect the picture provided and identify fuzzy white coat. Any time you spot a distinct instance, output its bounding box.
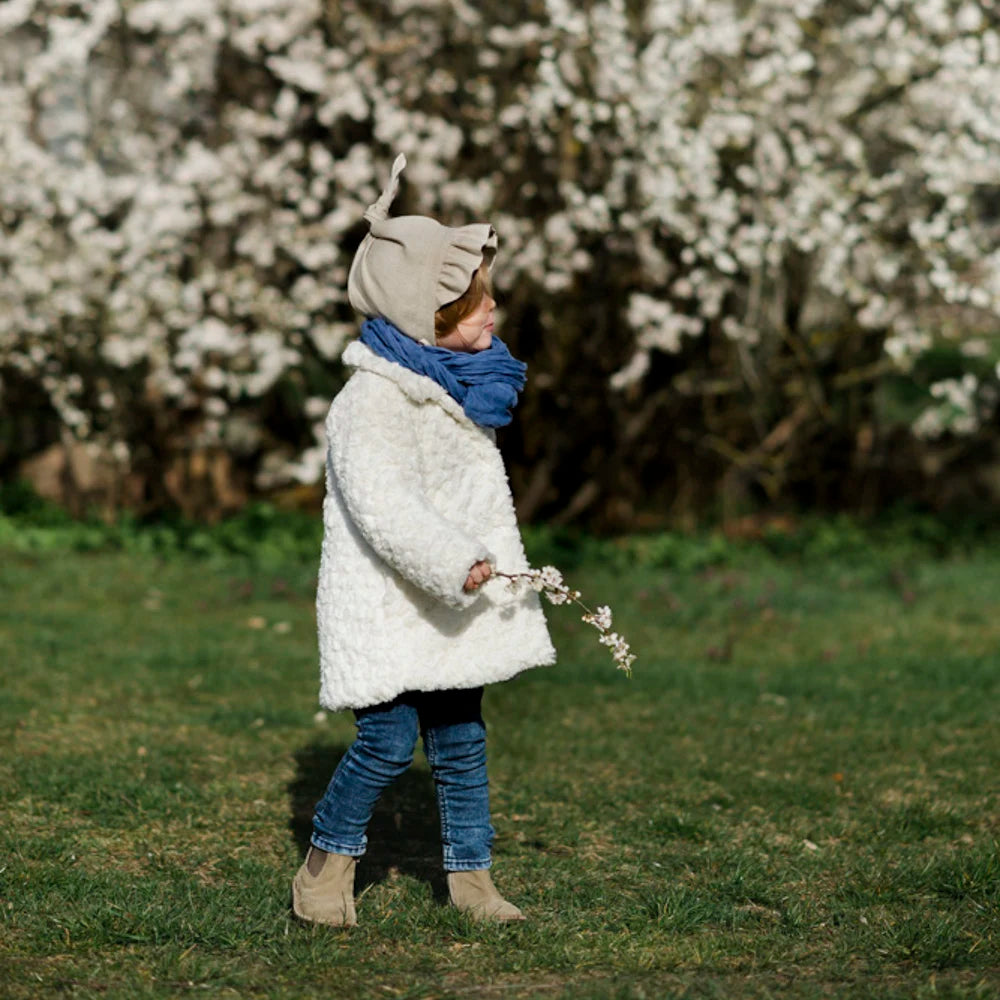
[316,340,556,711]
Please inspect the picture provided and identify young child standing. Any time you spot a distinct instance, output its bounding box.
[291,155,556,926]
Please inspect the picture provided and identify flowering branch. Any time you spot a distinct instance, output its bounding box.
[492,564,635,677]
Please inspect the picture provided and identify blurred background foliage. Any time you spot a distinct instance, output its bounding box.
[2,476,996,578]
[1,0,999,530]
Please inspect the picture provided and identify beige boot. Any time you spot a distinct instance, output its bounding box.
[291,848,358,927]
[447,869,525,922]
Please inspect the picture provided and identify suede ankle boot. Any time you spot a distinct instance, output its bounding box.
[291,847,358,927]
[447,869,525,922]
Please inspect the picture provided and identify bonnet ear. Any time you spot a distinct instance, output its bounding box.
[363,153,407,226]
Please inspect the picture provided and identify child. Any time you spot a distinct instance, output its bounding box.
[292,154,556,926]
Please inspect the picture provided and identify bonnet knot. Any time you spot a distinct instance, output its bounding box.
[363,153,407,226]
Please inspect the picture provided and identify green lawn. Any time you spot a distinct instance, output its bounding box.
[1,533,998,999]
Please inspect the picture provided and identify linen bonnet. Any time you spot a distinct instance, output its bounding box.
[347,154,498,345]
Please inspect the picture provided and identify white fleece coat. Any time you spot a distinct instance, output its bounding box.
[316,340,556,711]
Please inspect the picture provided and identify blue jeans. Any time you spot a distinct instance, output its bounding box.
[311,687,494,871]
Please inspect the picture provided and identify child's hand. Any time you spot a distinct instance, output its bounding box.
[463,560,493,592]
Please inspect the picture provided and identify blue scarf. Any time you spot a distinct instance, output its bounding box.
[360,317,527,428]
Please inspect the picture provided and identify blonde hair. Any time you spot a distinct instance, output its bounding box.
[434,262,492,342]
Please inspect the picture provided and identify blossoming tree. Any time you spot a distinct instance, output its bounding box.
[1,0,998,520]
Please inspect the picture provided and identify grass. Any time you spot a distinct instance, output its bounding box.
[1,525,998,998]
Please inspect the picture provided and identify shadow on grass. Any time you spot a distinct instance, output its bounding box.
[287,743,448,902]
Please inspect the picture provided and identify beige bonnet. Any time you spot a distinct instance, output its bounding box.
[347,154,498,344]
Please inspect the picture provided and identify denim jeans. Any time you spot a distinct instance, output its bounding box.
[311,687,494,871]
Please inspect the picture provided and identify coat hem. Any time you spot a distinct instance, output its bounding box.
[318,650,556,714]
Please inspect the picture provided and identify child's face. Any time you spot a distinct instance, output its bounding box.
[436,293,496,352]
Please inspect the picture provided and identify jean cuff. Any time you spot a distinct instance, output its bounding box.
[443,858,492,872]
[310,833,366,858]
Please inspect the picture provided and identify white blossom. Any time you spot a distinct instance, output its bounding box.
[497,568,633,675]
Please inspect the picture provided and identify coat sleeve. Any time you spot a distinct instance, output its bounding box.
[327,374,493,610]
